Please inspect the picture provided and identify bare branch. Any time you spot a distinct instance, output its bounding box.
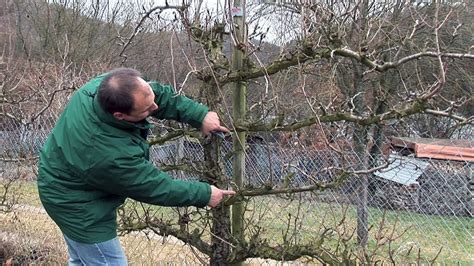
[235,98,431,132]
[118,217,212,256]
[334,48,474,73]
[118,4,188,64]
[216,43,473,85]
[0,156,38,162]
[28,86,76,125]
[424,109,472,124]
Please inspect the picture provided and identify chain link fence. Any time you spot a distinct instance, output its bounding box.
[0,89,472,264]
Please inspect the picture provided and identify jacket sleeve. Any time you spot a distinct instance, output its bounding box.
[84,137,211,207]
[149,82,209,129]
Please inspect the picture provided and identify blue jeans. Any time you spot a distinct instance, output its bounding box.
[64,235,128,265]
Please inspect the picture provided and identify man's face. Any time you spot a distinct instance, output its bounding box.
[114,78,159,122]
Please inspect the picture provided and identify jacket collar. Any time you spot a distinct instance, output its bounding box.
[92,93,153,131]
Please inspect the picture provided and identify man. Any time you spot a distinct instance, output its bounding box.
[37,68,235,265]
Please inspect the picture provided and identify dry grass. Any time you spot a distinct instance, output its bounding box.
[0,207,209,265]
[0,209,67,264]
[0,177,209,264]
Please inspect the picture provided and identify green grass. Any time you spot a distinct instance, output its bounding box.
[244,196,473,264]
[2,180,472,264]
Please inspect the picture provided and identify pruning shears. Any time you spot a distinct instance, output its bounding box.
[211,131,226,140]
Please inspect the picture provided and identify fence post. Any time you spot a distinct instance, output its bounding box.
[231,0,247,264]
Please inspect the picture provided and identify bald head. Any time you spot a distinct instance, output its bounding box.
[98,68,142,115]
[97,68,158,122]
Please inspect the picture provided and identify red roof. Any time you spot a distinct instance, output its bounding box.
[391,137,474,162]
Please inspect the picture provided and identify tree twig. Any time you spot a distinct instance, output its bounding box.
[118,4,188,64]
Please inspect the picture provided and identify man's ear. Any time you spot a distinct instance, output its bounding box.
[113,112,125,120]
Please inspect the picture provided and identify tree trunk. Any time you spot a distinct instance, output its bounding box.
[203,124,232,265]
[210,206,232,265]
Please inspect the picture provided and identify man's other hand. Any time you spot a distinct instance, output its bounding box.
[201,111,230,136]
[208,185,236,207]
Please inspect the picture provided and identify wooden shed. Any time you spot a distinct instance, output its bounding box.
[390,137,474,162]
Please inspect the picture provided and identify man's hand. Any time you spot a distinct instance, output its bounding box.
[201,111,229,136]
[208,185,236,208]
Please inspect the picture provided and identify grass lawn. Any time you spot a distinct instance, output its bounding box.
[1,180,472,264]
[242,196,473,264]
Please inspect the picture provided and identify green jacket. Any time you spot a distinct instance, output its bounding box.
[37,73,211,244]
